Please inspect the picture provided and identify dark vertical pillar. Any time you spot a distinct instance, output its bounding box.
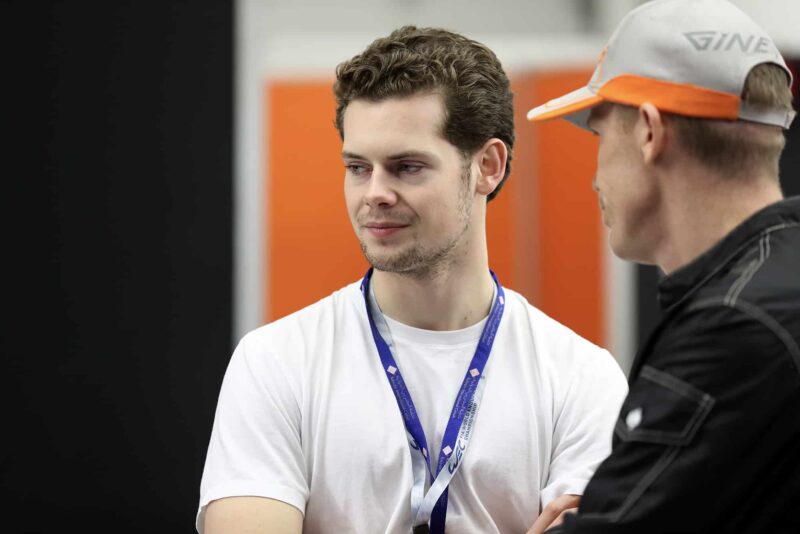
[781,59,800,198]
[6,1,233,531]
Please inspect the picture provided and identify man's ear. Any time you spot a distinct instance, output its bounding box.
[637,103,665,165]
[475,138,508,197]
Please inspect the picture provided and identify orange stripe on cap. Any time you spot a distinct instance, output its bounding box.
[598,74,740,119]
[528,94,603,122]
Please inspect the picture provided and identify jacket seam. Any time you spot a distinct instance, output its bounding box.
[616,367,715,446]
[640,365,707,402]
[724,232,770,306]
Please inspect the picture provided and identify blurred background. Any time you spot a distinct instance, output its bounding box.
[6,0,799,531]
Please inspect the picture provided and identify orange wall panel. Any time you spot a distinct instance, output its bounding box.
[528,69,604,345]
[267,81,367,321]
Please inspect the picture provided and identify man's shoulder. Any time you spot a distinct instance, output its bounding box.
[502,288,627,417]
[502,287,616,366]
[681,219,800,352]
[726,221,800,311]
[689,209,800,301]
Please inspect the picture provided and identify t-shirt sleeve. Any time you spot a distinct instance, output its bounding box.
[541,347,628,508]
[196,331,308,533]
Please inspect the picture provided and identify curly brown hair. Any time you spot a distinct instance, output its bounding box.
[333,26,515,201]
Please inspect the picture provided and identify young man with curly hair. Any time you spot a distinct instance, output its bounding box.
[199,27,627,534]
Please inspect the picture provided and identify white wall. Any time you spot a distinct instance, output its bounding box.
[263,0,587,37]
[731,0,800,55]
[234,0,271,342]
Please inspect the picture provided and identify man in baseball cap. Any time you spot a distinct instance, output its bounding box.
[526,0,800,532]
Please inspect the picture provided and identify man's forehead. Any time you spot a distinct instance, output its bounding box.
[341,94,451,158]
[343,93,445,131]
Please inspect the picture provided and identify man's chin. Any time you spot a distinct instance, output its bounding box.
[363,249,429,275]
[366,257,415,274]
[609,229,633,259]
[609,233,656,266]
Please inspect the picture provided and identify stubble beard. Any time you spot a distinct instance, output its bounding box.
[360,162,473,280]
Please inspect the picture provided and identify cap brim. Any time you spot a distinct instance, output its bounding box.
[526,86,603,130]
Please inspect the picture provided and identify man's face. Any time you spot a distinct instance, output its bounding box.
[588,105,660,263]
[342,93,475,276]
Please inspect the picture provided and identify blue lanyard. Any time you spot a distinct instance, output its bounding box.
[360,269,506,533]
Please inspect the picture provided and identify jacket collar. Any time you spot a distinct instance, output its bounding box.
[658,197,800,311]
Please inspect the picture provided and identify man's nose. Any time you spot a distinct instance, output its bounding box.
[591,176,599,193]
[364,167,398,207]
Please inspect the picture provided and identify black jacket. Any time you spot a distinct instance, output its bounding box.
[555,197,800,533]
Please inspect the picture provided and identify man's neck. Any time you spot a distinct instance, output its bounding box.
[371,261,496,331]
[656,167,783,274]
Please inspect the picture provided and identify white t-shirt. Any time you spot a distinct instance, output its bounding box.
[198,281,627,533]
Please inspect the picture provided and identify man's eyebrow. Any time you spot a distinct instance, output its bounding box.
[342,150,437,161]
[386,150,436,161]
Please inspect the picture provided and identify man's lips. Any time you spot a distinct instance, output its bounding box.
[599,204,610,227]
[364,222,409,238]
[596,197,609,227]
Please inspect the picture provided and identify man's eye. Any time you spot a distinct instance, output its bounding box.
[397,163,423,175]
[345,164,368,175]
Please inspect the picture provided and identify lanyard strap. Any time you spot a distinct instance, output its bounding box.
[360,269,506,533]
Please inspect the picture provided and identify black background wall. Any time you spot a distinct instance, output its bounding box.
[7,1,233,532]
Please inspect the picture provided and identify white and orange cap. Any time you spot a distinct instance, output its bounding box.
[526,0,796,130]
